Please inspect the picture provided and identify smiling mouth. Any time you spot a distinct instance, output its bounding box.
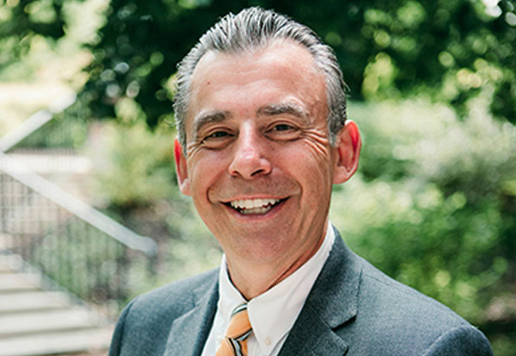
[226,198,285,215]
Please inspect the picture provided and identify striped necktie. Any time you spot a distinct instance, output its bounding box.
[215,303,253,356]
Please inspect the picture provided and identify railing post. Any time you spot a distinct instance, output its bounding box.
[147,249,158,283]
[117,247,130,304]
[0,173,6,235]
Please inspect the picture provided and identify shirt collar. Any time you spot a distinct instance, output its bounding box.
[217,221,335,354]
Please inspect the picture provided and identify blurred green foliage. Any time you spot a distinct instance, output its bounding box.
[331,98,516,355]
[85,120,177,208]
[3,0,515,122]
[0,0,65,73]
[83,0,516,125]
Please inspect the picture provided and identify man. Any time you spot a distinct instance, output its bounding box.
[109,7,493,356]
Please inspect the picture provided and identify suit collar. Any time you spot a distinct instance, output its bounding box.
[163,228,362,356]
[164,272,219,356]
[308,228,361,328]
[279,228,362,355]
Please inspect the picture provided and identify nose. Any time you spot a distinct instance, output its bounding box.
[228,124,272,179]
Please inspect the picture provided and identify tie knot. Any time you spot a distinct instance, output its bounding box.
[216,303,253,356]
[226,303,252,340]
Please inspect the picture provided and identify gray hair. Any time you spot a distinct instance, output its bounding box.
[173,7,347,152]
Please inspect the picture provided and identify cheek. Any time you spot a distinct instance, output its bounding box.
[278,140,333,193]
[291,133,335,201]
[188,153,228,201]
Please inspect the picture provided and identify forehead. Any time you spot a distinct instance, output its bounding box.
[192,40,321,83]
[186,41,327,127]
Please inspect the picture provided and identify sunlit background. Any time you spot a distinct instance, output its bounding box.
[0,0,515,355]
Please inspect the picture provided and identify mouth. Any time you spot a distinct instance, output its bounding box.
[225,198,286,215]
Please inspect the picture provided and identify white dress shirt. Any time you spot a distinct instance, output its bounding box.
[201,221,335,356]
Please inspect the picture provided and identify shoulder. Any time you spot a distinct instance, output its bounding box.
[130,267,219,316]
[319,230,492,355]
[108,268,219,356]
[351,255,493,355]
[358,256,466,327]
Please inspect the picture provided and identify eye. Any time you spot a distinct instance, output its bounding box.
[272,124,294,132]
[206,131,230,139]
[200,129,234,149]
[265,122,301,141]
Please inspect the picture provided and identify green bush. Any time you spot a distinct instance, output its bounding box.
[86,120,177,209]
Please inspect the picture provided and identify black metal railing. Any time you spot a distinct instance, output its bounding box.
[0,151,158,318]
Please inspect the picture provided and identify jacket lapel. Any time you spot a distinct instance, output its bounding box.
[278,303,349,356]
[164,274,219,356]
[279,229,362,356]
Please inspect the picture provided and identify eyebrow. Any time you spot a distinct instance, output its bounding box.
[191,111,229,138]
[190,102,309,138]
[257,103,309,122]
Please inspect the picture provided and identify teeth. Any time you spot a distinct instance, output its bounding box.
[240,206,270,215]
[229,198,280,214]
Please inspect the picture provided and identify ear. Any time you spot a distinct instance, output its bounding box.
[333,120,361,184]
[174,139,191,196]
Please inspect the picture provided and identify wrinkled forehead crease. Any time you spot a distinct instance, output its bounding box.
[190,102,310,136]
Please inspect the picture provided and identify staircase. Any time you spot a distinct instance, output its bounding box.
[0,254,113,356]
[0,96,158,355]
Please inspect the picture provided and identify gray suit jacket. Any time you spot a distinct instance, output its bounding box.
[108,228,493,355]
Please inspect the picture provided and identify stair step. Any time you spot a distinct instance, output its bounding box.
[0,253,113,355]
[6,152,92,175]
[0,252,22,271]
[0,290,69,313]
[0,234,15,252]
[0,308,105,337]
[0,272,40,292]
[0,327,113,356]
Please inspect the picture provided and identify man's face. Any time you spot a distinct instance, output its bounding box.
[175,41,359,268]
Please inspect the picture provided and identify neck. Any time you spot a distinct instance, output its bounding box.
[226,228,327,300]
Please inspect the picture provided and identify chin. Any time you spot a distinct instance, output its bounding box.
[227,234,287,261]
